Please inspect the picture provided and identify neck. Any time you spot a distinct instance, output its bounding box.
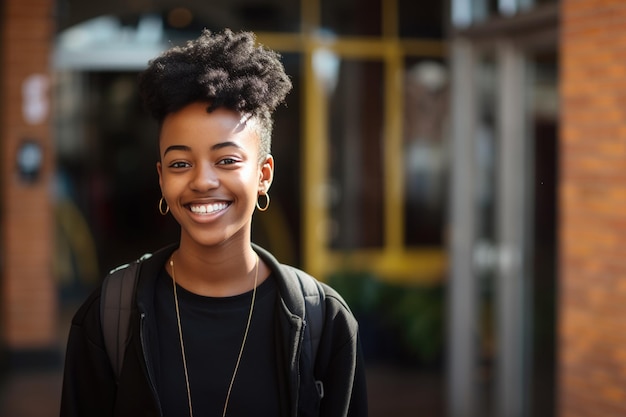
[171,238,261,297]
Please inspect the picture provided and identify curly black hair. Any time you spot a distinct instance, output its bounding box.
[138,29,292,159]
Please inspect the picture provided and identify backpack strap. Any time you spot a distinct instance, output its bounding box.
[285,266,326,399]
[100,254,151,381]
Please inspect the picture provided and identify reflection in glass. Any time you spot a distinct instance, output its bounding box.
[452,0,558,27]
[321,0,381,36]
[403,59,449,247]
[328,59,384,249]
[399,0,444,38]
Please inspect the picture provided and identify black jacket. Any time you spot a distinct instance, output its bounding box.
[60,244,368,417]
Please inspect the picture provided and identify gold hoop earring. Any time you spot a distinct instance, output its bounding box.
[256,192,270,212]
[158,197,170,215]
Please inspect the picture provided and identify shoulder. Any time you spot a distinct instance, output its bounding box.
[67,286,105,350]
[320,282,359,331]
[71,287,102,326]
[286,265,352,308]
[282,265,358,327]
[116,243,178,293]
[71,243,177,328]
[253,244,357,322]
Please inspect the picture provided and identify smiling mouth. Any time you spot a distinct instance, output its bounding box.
[188,202,230,215]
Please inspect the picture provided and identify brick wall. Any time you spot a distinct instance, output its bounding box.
[560,0,626,415]
[0,0,57,354]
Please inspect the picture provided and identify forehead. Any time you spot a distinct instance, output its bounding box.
[159,103,260,149]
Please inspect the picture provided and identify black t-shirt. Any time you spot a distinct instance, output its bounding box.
[153,268,281,417]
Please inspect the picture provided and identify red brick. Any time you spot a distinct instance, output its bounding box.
[560,0,626,415]
[0,0,56,349]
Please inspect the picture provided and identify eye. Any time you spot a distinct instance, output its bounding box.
[217,158,239,166]
[169,161,191,169]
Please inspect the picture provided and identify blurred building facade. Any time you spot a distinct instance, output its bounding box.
[448,1,626,417]
[0,0,58,368]
[447,2,559,417]
[0,0,624,416]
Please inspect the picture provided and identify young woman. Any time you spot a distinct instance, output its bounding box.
[60,29,368,417]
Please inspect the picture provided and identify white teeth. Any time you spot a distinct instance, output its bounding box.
[189,202,228,214]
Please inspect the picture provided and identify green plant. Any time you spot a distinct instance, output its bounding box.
[327,271,445,366]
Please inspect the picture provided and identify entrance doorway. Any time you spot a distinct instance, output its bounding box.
[447,12,559,417]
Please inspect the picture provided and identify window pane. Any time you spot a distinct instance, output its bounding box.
[451,0,499,27]
[399,0,444,38]
[328,60,384,249]
[218,1,300,32]
[403,58,449,246]
[526,50,558,417]
[452,0,555,27]
[164,2,301,34]
[321,0,381,36]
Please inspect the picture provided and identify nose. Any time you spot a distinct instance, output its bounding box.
[190,162,219,191]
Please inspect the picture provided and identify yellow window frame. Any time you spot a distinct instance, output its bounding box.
[256,0,447,285]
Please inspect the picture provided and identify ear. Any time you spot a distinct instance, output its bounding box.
[259,154,274,194]
[156,161,163,191]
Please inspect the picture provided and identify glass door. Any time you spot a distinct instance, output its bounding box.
[447,38,558,417]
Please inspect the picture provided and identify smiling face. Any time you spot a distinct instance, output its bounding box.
[157,102,273,250]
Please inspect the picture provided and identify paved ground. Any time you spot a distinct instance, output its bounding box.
[0,369,63,417]
[0,364,444,417]
[367,365,444,416]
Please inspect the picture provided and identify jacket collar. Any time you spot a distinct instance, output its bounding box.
[134,242,306,320]
[132,242,306,417]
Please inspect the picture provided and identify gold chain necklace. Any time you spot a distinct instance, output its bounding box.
[169,253,259,417]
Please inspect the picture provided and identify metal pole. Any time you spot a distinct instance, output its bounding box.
[447,38,478,417]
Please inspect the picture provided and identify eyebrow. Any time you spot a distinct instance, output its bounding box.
[210,141,244,151]
[163,141,243,156]
[163,145,191,156]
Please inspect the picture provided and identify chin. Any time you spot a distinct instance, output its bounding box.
[182,228,248,249]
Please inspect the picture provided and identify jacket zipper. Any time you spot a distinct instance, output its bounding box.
[140,312,164,417]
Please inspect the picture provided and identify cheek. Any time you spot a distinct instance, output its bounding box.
[159,174,184,197]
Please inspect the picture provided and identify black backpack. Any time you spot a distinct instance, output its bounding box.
[100,254,326,398]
